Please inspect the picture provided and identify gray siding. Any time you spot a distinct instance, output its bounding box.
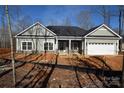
[15,23,121,55]
[17,38,55,52]
[89,27,115,36]
[16,23,56,53]
[21,24,54,36]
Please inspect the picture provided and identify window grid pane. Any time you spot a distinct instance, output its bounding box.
[44,42,48,50]
[22,42,32,50]
[49,43,53,50]
[44,42,53,51]
[22,42,27,50]
[22,45,26,50]
[28,42,32,50]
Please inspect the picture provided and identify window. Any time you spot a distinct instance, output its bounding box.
[44,42,48,50]
[44,42,53,51]
[22,42,26,50]
[28,42,32,50]
[72,42,78,50]
[49,43,53,50]
[22,41,32,51]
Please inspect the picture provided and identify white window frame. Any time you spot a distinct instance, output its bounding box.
[43,41,54,51]
[21,41,33,51]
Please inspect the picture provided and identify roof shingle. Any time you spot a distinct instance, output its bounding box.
[47,26,88,36]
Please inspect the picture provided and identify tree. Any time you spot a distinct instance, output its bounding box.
[5,5,16,87]
[95,6,111,26]
[118,6,124,88]
[0,6,22,48]
[76,11,94,30]
[63,17,72,26]
[16,15,33,31]
[48,18,58,26]
[93,6,120,27]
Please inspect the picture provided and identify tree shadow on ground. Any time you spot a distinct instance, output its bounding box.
[79,56,120,87]
[74,67,82,88]
[0,61,25,78]
[5,54,121,88]
[15,64,36,87]
[86,72,100,88]
[16,53,33,61]
[15,53,58,88]
[23,65,46,88]
[40,53,59,88]
[93,56,112,70]
[16,55,50,87]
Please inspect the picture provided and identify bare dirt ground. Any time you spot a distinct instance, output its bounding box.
[0,48,123,88]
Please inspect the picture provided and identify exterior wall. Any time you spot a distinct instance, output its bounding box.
[89,27,115,36]
[122,43,124,50]
[16,38,55,53]
[16,22,56,53]
[16,23,121,55]
[21,24,54,36]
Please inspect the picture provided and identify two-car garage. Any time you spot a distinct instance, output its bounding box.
[84,24,121,56]
[87,42,117,55]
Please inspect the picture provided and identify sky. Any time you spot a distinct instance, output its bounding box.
[0,5,120,30]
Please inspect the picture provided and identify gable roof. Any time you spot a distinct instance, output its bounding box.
[15,22,56,37]
[47,26,87,36]
[15,22,122,39]
[84,24,122,39]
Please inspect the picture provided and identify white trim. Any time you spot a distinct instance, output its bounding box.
[43,41,54,51]
[84,24,122,39]
[84,39,86,55]
[16,36,55,39]
[21,41,33,51]
[15,22,56,37]
[84,37,121,40]
[55,36,58,52]
[16,38,18,52]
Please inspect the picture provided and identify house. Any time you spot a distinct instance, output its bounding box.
[15,22,122,55]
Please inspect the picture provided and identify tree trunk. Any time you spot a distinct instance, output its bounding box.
[5,5,16,87]
[119,10,122,52]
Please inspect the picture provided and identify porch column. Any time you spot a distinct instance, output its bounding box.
[69,40,71,54]
[84,39,86,55]
[116,40,119,55]
[16,38,18,52]
[55,37,58,54]
[82,41,84,54]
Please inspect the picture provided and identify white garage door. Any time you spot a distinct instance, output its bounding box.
[87,43,116,55]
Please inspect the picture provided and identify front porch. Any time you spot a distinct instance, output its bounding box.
[57,40,82,54]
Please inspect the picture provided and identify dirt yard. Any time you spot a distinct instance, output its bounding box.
[0,48,123,88]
